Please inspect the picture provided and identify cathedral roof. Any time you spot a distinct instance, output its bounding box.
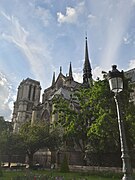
[55,72,66,84]
[49,87,72,100]
[20,78,40,86]
[125,68,135,82]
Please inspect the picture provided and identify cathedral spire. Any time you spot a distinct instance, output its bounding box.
[52,72,55,86]
[60,66,62,73]
[83,36,92,86]
[69,62,73,81]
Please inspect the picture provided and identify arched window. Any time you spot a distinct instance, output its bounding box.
[41,109,50,122]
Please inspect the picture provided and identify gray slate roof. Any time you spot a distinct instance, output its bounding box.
[125,68,135,82]
[49,87,72,100]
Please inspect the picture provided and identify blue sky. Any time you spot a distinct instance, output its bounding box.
[0,0,135,120]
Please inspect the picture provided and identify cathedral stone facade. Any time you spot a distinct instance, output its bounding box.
[125,68,135,103]
[12,37,93,133]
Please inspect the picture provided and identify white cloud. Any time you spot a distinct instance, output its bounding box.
[88,14,96,21]
[73,71,83,83]
[57,7,77,24]
[128,59,135,69]
[88,14,96,20]
[0,72,15,121]
[57,2,84,24]
[123,37,129,44]
[93,66,103,80]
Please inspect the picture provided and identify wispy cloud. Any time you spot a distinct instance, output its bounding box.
[99,1,133,69]
[35,7,53,27]
[0,11,53,88]
[1,10,11,21]
[88,14,97,27]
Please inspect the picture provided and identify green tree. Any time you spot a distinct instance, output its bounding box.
[53,78,135,165]
[87,79,120,153]
[80,78,135,167]
[0,132,25,167]
[0,116,7,176]
[0,117,25,167]
[48,125,63,151]
[19,121,50,168]
[53,90,94,164]
[0,116,12,134]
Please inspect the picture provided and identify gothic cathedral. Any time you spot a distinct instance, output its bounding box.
[12,37,93,132]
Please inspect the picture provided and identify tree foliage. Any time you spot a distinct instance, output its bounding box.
[48,125,63,151]
[0,117,25,167]
[19,121,50,167]
[1,132,25,167]
[53,93,89,155]
[19,121,62,167]
[0,116,12,134]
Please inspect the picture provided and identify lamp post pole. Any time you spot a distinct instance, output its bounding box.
[108,65,132,180]
[114,94,132,180]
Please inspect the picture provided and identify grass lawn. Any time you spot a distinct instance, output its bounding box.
[0,169,123,180]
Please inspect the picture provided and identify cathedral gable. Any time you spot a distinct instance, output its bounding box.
[55,73,66,90]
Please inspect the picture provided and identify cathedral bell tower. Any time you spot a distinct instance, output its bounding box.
[12,78,41,132]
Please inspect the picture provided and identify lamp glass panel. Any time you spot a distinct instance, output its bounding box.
[109,77,123,93]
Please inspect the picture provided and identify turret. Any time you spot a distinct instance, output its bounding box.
[68,62,73,81]
[52,72,55,86]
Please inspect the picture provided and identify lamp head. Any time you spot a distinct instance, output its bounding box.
[108,65,124,94]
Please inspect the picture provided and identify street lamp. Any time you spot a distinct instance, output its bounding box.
[108,65,132,180]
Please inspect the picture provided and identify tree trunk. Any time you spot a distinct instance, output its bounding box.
[28,153,34,168]
[8,155,11,168]
[82,152,87,166]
